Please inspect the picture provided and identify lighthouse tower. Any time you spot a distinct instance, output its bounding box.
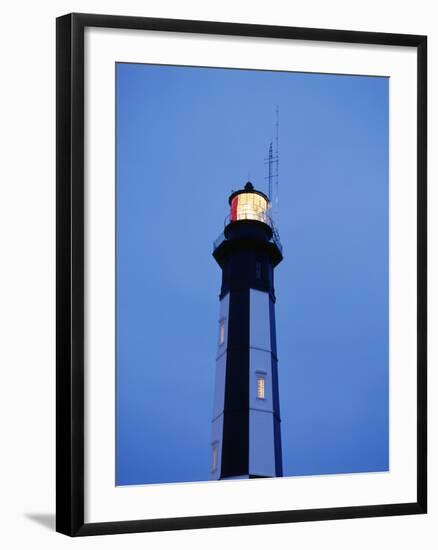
[210,182,283,480]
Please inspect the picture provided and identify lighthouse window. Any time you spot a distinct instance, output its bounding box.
[219,319,226,345]
[256,260,262,279]
[231,193,268,223]
[257,377,266,400]
[211,445,218,472]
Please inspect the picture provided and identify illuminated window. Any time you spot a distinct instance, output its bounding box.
[257,377,265,400]
[211,445,218,472]
[231,193,268,223]
[219,319,225,345]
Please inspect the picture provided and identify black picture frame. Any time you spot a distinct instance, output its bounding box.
[56,12,427,537]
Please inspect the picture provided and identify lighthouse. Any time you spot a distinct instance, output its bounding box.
[210,182,283,480]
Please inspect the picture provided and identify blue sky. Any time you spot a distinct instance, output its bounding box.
[116,63,389,485]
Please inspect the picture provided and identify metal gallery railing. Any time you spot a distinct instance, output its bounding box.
[213,213,282,254]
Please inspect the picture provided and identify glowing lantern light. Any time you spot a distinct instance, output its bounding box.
[229,182,268,224]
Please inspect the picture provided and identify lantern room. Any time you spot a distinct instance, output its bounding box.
[228,182,269,224]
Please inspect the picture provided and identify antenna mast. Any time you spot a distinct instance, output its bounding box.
[275,106,279,219]
[264,107,280,219]
[267,142,273,202]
